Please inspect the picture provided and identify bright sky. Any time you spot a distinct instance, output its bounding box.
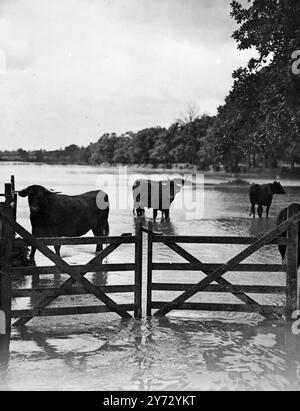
[0,0,254,150]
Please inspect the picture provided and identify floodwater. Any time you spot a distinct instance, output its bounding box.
[0,162,300,391]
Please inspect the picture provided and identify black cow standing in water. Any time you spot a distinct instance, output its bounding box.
[249,181,286,218]
[19,185,109,261]
[277,203,300,267]
[132,178,184,220]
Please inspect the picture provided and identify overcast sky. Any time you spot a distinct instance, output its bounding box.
[0,0,254,150]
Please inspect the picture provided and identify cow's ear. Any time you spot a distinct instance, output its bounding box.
[18,187,30,197]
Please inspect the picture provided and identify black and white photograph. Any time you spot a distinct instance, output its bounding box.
[0,0,300,393]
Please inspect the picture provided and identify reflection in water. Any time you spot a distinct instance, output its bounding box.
[150,219,177,236]
[248,218,275,237]
[27,270,109,309]
[2,317,300,391]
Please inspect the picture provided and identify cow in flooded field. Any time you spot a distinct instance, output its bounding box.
[277,203,300,267]
[19,185,109,261]
[249,181,286,219]
[132,178,184,220]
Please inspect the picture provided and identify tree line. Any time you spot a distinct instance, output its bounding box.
[2,1,300,172]
[6,114,216,169]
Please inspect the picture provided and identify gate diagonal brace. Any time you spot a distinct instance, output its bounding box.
[14,242,122,326]
[2,214,132,324]
[163,242,275,320]
[155,215,300,316]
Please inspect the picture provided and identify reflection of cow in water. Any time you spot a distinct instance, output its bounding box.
[277,203,300,267]
[249,181,286,218]
[19,185,109,261]
[133,178,184,220]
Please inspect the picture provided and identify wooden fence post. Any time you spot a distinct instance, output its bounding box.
[0,185,14,362]
[11,175,17,223]
[146,222,153,317]
[134,221,143,318]
[286,204,299,321]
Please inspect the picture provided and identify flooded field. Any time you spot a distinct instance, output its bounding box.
[1,162,300,391]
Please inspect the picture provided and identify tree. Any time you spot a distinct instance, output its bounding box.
[90,133,118,164]
[176,103,200,126]
[113,135,132,164]
[34,150,45,162]
[213,0,300,170]
[149,124,179,167]
[131,127,165,165]
[17,148,28,161]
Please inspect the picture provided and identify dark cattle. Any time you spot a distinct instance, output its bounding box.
[277,204,300,267]
[132,178,184,220]
[249,181,286,218]
[19,185,109,260]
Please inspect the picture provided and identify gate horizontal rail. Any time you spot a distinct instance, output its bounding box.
[11,263,136,277]
[151,283,286,294]
[12,285,136,298]
[12,235,135,246]
[151,235,287,245]
[12,304,136,319]
[152,263,285,272]
[151,302,286,315]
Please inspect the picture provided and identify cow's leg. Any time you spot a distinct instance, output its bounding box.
[29,228,38,262]
[251,203,256,218]
[30,230,38,283]
[153,209,158,220]
[93,219,109,254]
[137,207,145,216]
[54,245,61,256]
[258,205,263,219]
[92,227,103,253]
[29,246,36,261]
[279,243,287,264]
[267,201,272,218]
[164,210,170,220]
[52,245,61,280]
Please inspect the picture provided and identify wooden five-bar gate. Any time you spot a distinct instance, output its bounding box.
[0,176,300,361]
[0,178,143,360]
[146,211,299,320]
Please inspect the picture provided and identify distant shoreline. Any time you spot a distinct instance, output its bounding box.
[2,161,300,188]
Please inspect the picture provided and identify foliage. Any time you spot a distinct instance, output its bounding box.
[212,0,300,170]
